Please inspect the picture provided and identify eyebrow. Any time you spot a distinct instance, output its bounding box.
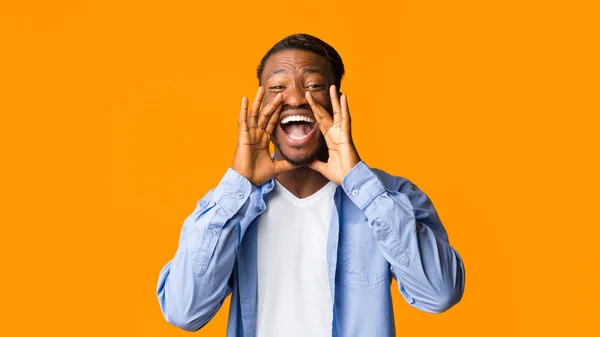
[266,68,326,79]
[303,68,325,76]
[266,69,286,79]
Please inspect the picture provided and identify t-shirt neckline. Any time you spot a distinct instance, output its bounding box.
[273,179,337,206]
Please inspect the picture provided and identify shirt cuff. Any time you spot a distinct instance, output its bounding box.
[341,161,386,210]
[212,168,254,216]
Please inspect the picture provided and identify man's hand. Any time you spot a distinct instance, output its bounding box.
[232,87,296,186]
[305,85,361,185]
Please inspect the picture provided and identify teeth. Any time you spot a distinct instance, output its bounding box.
[289,134,309,140]
[280,115,315,124]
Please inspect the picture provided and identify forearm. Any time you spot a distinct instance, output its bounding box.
[156,168,255,331]
[388,219,464,313]
[342,162,465,313]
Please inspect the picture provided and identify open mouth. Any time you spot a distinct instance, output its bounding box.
[280,115,317,140]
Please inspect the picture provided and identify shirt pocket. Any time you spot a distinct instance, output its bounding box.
[339,222,389,286]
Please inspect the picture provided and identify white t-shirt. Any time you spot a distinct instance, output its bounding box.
[256,179,337,337]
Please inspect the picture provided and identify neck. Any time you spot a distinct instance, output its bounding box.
[275,166,330,199]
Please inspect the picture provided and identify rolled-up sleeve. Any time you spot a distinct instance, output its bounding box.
[342,161,465,313]
[157,168,255,331]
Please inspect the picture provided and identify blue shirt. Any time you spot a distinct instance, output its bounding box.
[157,161,465,336]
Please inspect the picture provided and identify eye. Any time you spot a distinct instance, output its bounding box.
[269,85,285,91]
[307,84,326,90]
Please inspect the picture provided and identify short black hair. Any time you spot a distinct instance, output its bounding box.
[256,33,345,89]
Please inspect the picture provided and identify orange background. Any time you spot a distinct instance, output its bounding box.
[1,0,599,336]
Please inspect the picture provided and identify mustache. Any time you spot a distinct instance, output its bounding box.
[281,104,312,112]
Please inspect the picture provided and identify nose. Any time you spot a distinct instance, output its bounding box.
[282,85,308,107]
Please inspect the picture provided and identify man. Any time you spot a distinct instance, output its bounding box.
[157,33,465,336]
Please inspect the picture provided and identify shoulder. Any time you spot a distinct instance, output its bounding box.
[371,167,415,193]
[371,167,448,240]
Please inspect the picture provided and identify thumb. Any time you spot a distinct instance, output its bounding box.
[307,160,327,175]
[273,159,298,176]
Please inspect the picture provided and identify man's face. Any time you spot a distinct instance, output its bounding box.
[260,49,335,166]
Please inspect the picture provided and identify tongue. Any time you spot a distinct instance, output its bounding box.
[285,123,312,137]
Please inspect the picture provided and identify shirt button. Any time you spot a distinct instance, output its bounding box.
[212,228,219,234]
[352,189,359,196]
[237,192,244,199]
[253,206,262,212]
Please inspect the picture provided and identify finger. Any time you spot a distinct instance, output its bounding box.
[257,93,283,130]
[265,103,283,136]
[239,96,249,134]
[238,96,248,140]
[273,159,297,176]
[329,85,341,124]
[340,94,351,132]
[307,160,327,175]
[248,86,265,128]
[305,91,333,135]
